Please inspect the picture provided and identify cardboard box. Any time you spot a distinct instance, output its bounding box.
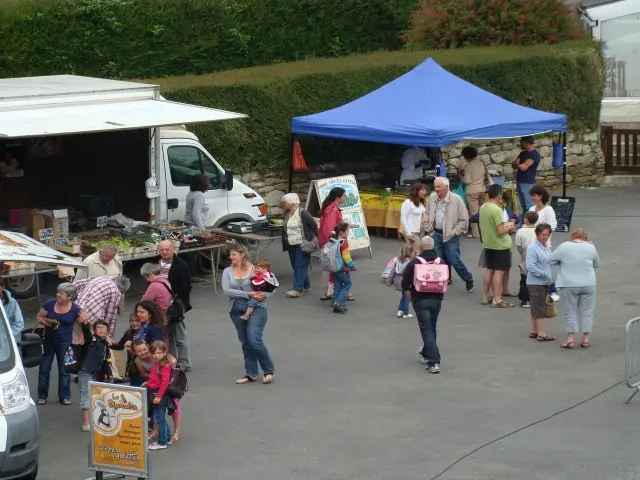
[17,208,69,240]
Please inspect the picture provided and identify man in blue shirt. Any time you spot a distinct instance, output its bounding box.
[512,136,540,220]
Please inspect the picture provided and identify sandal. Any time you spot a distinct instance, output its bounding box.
[172,429,180,443]
[537,334,556,342]
[235,376,257,385]
[60,399,72,405]
[148,431,158,441]
[529,332,538,339]
[320,296,332,301]
[560,341,576,349]
[37,399,46,405]
[491,300,514,308]
[580,342,590,349]
[262,374,274,384]
[481,296,494,306]
[502,292,517,297]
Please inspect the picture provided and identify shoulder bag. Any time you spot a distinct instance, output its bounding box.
[159,281,186,323]
[300,209,319,253]
[482,162,494,189]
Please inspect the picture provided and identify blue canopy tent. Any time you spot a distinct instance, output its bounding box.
[290,58,569,195]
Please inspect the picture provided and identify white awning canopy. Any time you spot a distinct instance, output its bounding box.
[0,98,246,138]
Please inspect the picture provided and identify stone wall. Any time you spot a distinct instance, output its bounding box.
[238,131,604,214]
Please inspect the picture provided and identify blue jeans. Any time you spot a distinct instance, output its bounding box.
[414,298,442,367]
[230,300,274,377]
[398,294,410,315]
[150,391,170,446]
[37,341,70,401]
[433,232,473,283]
[333,271,352,306]
[288,245,311,292]
[517,182,535,219]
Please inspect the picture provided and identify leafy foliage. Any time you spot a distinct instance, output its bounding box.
[0,0,415,79]
[405,0,584,50]
[162,44,602,174]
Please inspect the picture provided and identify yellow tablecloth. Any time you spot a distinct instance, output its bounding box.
[360,191,407,231]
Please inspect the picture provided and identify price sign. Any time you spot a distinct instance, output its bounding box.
[54,237,68,246]
[38,228,54,241]
[96,216,108,228]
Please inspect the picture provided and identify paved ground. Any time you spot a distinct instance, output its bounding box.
[24,186,640,480]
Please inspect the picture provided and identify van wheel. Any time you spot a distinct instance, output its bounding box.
[5,275,38,299]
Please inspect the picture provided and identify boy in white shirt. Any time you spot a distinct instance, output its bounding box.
[514,211,539,308]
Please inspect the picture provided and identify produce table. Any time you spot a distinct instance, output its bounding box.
[211,229,281,260]
[360,191,414,237]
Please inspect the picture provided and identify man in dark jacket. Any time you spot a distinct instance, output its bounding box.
[157,240,192,371]
[401,235,445,374]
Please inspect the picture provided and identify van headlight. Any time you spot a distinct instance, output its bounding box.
[2,370,29,409]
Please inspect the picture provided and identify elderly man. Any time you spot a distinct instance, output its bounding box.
[156,239,192,371]
[74,245,123,281]
[401,235,445,374]
[74,275,130,337]
[424,177,474,292]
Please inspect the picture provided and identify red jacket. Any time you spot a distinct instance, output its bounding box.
[319,202,343,247]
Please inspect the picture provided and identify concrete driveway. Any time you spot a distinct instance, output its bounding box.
[27,186,640,480]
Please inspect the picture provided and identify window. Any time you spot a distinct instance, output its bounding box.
[167,145,221,188]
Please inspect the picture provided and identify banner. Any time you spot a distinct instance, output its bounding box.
[89,382,149,479]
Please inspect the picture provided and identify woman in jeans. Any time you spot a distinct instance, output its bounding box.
[222,242,275,385]
[281,192,319,298]
[36,282,84,405]
[525,223,555,342]
[549,228,600,349]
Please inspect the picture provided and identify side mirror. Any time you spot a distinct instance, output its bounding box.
[19,333,43,368]
[224,170,234,191]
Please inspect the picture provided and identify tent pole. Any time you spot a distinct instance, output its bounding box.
[562,132,567,198]
[288,134,295,192]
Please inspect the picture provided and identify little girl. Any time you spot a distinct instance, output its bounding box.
[329,222,356,314]
[78,319,111,432]
[137,341,182,444]
[387,243,415,318]
[146,341,173,450]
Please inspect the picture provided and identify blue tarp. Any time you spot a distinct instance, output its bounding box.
[291,58,567,147]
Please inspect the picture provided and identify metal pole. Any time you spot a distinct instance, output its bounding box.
[288,134,295,192]
[562,132,567,198]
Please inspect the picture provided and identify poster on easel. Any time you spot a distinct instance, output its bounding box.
[305,174,372,257]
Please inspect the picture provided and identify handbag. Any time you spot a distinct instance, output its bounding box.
[64,344,84,374]
[300,236,319,253]
[483,162,494,188]
[545,294,557,319]
[552,136,563,169]
[159,281,186,323]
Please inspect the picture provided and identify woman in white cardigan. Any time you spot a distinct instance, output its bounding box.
[400,183,427,241]
[528,185,557,234]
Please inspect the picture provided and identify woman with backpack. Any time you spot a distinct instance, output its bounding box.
[318,187,354,302]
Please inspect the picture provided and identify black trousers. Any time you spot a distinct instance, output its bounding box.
[518,274,530,302]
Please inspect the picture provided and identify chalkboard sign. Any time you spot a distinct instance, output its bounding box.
[550,196,575,233]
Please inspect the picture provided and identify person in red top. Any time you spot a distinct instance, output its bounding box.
[146,340,173,450]
[318,187,354,302]
[140,263,174,313]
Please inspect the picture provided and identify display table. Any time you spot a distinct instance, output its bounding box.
[210,229,281,260]
[360,191,407,236]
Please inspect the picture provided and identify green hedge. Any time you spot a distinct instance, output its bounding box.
[0,0,415,79]
[162,44,603,174]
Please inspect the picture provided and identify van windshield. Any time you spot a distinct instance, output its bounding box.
[0,308,15,373]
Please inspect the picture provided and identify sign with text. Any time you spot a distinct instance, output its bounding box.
[96,216,108,228]
[38,228,54,241]
[89,382,148,479]
[306,174,371,254]
[550,196,576,233]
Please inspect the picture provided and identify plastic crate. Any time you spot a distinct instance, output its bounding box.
[253,224,282,237]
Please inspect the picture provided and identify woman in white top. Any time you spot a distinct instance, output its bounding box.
[184,174,210,228]
[400,183,427,241]
[528,185,557,233]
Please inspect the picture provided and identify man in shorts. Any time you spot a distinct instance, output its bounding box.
[479,184,516,308]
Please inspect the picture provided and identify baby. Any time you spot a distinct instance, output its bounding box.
[240,259,278,320]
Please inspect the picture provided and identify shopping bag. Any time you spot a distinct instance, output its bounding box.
[545,295,557,319]
[453,183,467,206]
[552,140,563,169]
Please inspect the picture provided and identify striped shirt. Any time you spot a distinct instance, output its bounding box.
[74,277,122,337]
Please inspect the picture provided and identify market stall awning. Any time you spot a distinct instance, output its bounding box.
[291,58,567,147]
[0,99,246,138]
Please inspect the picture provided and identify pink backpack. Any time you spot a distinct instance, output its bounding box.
[413,257,449,293]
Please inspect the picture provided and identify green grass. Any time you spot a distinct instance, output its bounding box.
[149,40,597,91]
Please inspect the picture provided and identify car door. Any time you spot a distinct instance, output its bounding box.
[163,141,228,225]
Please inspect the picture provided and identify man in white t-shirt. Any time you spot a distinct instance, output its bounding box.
[514,211,539,308]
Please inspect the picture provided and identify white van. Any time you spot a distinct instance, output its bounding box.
[0,75,267,296]
[0,231,88,480]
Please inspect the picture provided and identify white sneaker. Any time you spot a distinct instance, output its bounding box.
[149,443,168,450]
[550,293,560,302]
[416,348,428,364]
[286,290,302,298]
[397,310,404,318]
[403,313,414,319]
[427,364,441,374]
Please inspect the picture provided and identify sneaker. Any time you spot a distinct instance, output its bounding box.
[427,364,441,374]
[520,301,531,308]
[416,348,428,364]
[465,281,474,293]
[550,293,560,302]
[402,313,414,319]
[333,305,347,314]
[149,443,168,450]
[396,310,404,318]
[286,290,302,298]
